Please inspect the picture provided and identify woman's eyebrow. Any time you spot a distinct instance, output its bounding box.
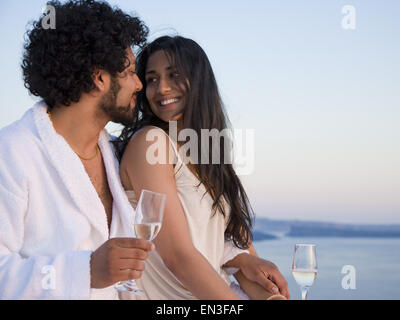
[146,65,174,75]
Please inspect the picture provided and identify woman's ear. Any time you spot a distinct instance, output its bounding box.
[92,68,110,93]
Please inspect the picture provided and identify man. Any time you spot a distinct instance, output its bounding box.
[0,0,289,300]
[0,0,153,300]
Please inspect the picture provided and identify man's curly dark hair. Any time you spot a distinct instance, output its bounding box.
[22,0,148,109]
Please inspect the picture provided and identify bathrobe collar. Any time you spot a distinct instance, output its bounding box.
[32,101,134,239]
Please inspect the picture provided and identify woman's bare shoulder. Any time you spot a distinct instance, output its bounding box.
[120,126,173,170]
[123,126,167,153]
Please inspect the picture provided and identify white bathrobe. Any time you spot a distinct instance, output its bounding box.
[0,101,135,299]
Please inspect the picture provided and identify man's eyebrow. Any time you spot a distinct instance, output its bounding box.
[125,58,136,68]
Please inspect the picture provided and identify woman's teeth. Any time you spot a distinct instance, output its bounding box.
[160,98,179,106]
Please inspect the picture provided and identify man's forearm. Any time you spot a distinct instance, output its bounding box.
[223,242,257,269]
[248,243,258,256]
[234,270,276,300]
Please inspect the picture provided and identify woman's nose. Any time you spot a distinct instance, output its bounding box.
[157,78,172,95]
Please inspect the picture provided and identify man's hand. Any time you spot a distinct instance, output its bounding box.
[90,238,155,289]
[233,253,290,299]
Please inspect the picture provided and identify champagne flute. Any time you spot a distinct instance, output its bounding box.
[292,244,318,300]
[115,189,166,295]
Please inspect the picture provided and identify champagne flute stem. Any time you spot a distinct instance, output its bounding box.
[301,286,309,300]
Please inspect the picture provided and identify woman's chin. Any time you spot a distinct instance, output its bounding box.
[155,111,183,123]
[170,113,183,122]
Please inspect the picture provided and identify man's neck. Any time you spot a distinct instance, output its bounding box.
[49,99,108,158]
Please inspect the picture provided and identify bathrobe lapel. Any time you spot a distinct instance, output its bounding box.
[32,101,134,240]
[98,129,135,238]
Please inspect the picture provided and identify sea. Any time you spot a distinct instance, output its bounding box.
[252,237,400,300]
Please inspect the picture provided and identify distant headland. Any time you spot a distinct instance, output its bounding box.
[252,218,400,241]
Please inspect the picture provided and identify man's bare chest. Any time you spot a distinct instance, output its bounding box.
[83,157,113,229]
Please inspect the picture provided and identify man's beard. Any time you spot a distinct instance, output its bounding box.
[99,77,134,126]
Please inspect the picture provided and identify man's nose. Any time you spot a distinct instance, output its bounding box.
[134,74,143,92]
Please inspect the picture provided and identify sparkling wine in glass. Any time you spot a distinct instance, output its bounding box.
[115,189,166,295]
[292,244,318,300]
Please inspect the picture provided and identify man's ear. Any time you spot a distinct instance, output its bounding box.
[92,69,110,93]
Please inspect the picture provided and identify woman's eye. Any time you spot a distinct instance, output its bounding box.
[172,72,180,78]
[146,78,157,84]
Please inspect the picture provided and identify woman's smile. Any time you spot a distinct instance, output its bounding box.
[158,96,182,110]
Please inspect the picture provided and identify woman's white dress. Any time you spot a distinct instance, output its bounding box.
[123,126,248,300]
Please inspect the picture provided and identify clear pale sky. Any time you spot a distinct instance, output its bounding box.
[0,0,399,224]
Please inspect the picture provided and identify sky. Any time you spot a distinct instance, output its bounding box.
[0,0,399,224]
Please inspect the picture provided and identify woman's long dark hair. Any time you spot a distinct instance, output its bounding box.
[114,36,254,249]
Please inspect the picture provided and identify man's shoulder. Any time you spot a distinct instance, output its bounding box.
[0,108,36,151]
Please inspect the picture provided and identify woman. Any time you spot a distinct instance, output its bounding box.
[116,36,287,300]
